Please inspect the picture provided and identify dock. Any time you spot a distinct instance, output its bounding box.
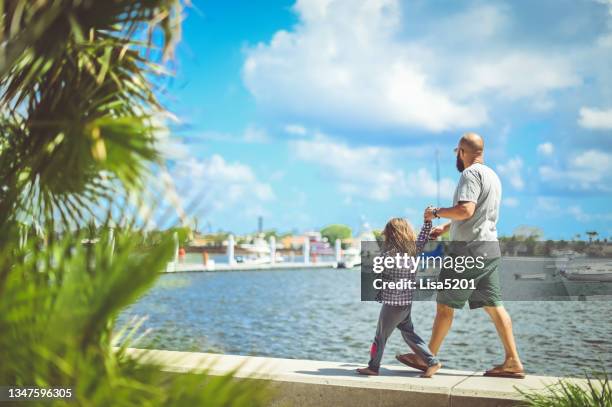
[125,348,590,407]
[168,230,347,272]
[166,261,339,273]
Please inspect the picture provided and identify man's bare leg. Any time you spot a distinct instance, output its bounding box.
[429,303,455,355]
[483,305,523,372]
[421,362,442,378]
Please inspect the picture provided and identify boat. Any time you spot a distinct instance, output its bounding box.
[337,247,361,268]
[237,236,283,264]
[514,273,547,281]
[551,249,587,260]
[560,262,612,282]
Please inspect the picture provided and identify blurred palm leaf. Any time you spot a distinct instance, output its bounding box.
[0,226,270,406]
[0,0,183,227]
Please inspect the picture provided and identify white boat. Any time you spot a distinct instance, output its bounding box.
[337,247,361,268]
[237,236,283,264]
[240,237,270,255]
[551,249,587,260]
[560,262,612,282]
[237,255,271,265]
[514,273,547,281]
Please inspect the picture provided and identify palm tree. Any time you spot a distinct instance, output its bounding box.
[0,1,268,405]
[586,231,598,243]
[0,0,183,226]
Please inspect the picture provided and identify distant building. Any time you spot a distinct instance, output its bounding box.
[281,235,306,249]
[305,231,323,242]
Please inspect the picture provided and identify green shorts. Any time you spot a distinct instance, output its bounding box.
[436,257,503,309]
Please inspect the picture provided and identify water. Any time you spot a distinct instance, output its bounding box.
[119,267,612,377]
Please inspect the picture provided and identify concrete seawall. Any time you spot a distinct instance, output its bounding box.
[125,348,586,406]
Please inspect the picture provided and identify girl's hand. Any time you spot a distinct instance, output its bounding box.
[429,226,445,240]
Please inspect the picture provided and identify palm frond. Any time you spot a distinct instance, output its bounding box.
[0,223,270,406]
[1,0,185,228]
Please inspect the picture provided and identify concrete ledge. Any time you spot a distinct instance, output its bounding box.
[124,348,584,407]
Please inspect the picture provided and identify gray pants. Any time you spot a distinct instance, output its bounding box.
[368,304,439,370]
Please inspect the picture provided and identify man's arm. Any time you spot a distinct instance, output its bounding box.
[435,202,476,221]
[425,201,476,222]
[425,202,475,240]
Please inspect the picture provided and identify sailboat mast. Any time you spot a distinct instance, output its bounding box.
[435,148,440,209]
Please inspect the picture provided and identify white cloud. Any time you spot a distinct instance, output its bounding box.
[539,149,612,192]
[269,170,285,181]
[454,52,579,101]
[159,138,191,160]
[597,33,612,47]
[535,197,561,212]
[568,206,589,222]
[153,114,191,160]
[243,125,270,143]
[595,0,612,15]
[537,142,554,156]
[284,124,308,136]
[497,157,525,190]
[578,107,612,130]
[171,155,275,215]
[243,0,582,133]
[290,134,454,201]
[571,150,612,172]
[568,205,612,222]
[243,0,487,132]
[436,4,508,40]
[197,124,270,144]
[503,197,520,207]
[528,198,612,224]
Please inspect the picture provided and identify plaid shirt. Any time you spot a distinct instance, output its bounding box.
[377,221,432,306]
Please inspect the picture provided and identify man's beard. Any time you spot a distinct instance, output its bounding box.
[456,153,465,172]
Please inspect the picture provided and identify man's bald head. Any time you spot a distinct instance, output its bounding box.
[459,132,484,154]
[455,132,485,172]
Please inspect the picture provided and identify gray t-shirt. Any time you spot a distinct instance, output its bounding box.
[449,163,501,242]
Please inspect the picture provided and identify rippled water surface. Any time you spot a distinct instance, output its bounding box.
[119,267,612,377]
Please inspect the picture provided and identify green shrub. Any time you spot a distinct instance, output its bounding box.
[520,370,610,407]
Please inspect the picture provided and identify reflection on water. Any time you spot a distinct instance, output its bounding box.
[118,268,612,377]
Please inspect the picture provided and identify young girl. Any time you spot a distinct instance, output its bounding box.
[356,215,441,378]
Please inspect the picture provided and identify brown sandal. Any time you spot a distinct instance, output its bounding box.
[395,353,427,372]
[484,367,526,379]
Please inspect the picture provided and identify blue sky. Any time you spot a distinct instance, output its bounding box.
[159,0,612,239]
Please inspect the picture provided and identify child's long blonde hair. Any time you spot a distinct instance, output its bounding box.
[382,217,417,256]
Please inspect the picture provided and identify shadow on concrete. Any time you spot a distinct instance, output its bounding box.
[294,366,459,378]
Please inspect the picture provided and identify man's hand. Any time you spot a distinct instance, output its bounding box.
[424,206,435,221]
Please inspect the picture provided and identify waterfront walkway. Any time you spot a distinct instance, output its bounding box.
[125,348,583,406]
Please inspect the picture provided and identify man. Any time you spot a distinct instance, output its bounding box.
[397,132,525,378]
